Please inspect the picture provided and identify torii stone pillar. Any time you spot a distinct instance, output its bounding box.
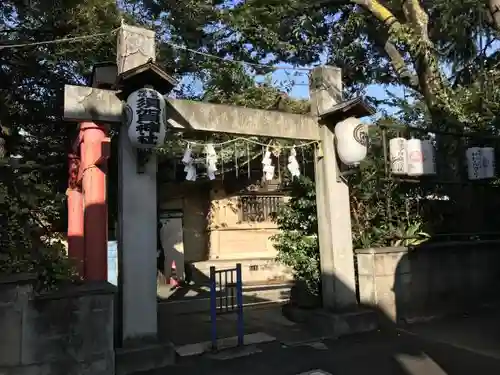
[116,25,159,344]
[310,66,358,310]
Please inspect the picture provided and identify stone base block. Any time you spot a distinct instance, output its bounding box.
[115,341,176,375]
[282,305,379,338]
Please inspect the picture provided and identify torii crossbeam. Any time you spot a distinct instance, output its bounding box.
[64,85,321,140]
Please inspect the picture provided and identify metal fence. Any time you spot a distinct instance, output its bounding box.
[379,124,500,237]
[209,263,244,350]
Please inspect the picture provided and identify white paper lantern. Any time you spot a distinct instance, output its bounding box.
[422,140,436,175]
[481,147,495,179]
[262,149,274,181]
[466,147,482,180]
[334,117,368,165]
[406,139,424,176]
[204,144,218,181]
[389,138,407,175]
[287,147,301,178]
[124,88,167,149]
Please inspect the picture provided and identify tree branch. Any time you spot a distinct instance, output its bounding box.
[351,0,398,26]
[401,0,447,113]
[355,0,448,110]
[401,0,430,42]
[365,17,419,90]
[488,0,500,32]
[383,40,419,88]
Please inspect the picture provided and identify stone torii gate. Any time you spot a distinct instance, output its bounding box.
[63,24,373,348]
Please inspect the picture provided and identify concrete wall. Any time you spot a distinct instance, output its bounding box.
[158,182,209,262]
[158,182,292,284]
[355,241,500,323]
[158,182,283,261]
[0,275,115,375]
[208,185,281,260]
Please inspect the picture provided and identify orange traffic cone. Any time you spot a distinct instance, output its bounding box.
[170,260,179,288]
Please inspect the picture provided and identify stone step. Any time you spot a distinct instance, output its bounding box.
[282,304,380,338]
[189,258,292,285]
[158,282,292,315]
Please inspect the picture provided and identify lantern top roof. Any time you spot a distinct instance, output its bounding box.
[319,97,375,123]
[116,59,178,98]
[89,61,117,89]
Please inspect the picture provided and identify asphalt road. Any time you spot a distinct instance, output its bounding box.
[138,329,500,375]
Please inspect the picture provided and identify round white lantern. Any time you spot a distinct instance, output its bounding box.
[124,88,167,149]
[334,117,368,165]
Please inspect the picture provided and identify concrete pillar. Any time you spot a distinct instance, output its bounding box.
[116,24,159,343]
[310,66,357,310]
[118,130,158,341]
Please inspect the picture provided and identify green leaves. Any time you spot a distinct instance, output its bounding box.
[0,0,120,288]
[272,128,431,294]
[1,0,498,293]
[271,176,320,294]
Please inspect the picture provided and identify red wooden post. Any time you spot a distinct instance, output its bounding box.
[81,121,109,281]
[67,152,85,276]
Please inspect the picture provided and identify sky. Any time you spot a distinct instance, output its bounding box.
[177,54,404,121]
[261,66,402,115]
[251,36,500,118]
[116,0,406,119]
[119,0,500,123]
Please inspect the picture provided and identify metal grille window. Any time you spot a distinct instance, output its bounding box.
[239,195,284,222]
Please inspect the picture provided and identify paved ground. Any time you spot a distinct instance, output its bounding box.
[139,330,500,374]
[147,306,500,375]
[158,303,321,346]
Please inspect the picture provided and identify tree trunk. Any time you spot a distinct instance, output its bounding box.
[488,0,500,31]
[355,0,447,113]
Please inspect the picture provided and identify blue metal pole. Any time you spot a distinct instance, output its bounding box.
[209,266,218,351]
[236,263,244,346]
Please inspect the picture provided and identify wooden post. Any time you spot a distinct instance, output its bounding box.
[310,66,358,311]
[81,121,108,281]
[116,24,159,343]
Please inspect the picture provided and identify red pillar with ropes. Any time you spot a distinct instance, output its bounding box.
[67,122,110,281]
[67,151,84,276]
